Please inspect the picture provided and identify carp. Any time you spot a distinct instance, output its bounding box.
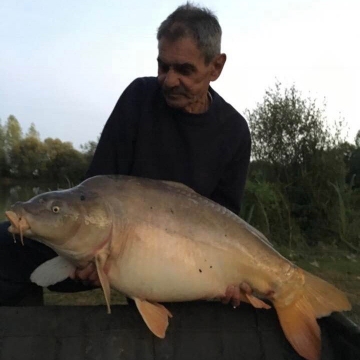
[5,175,351,360]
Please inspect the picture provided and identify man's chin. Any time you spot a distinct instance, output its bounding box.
[164,96,187,109]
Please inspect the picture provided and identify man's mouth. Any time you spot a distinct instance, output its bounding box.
[162,87,188,99]
[165,93,183,99]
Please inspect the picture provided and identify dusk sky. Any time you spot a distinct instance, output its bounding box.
[1,0,358,149]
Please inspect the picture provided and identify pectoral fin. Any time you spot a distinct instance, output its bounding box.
[245,293,271,309]
[95,253,111,314]
[30,256,76,286]
[134,298,173,338]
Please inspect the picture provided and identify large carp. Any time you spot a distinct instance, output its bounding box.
[5,175,351,360]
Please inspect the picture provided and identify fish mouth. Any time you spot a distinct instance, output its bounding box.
[5,210,30,246]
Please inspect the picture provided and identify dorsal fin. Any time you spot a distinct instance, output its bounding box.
[160,180,196,193]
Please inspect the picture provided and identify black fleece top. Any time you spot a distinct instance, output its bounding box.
[86,77,251,214]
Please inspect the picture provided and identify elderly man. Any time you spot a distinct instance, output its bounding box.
[0,3,250,306]
[86,4,250,214]
[76,4,251,297]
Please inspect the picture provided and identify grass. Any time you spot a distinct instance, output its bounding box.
[44,287,127,306]
[43,247,360,326]
[279,246,360,325]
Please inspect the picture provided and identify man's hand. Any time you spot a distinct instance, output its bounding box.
[69,263,101,287]
[220,282,253,308]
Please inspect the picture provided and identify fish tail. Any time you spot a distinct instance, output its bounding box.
[274,270,351,360]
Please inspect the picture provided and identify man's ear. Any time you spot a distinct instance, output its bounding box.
[210,53,227,81]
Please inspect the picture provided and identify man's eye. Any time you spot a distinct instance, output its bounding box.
[178,68,192,76]
[175,65,194,76]
[158,63,169,73]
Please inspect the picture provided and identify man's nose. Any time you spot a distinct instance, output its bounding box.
[163,69,180,88]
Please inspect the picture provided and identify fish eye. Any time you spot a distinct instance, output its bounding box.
[52,206,60,213]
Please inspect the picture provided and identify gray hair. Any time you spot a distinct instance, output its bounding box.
[157,2,222,64]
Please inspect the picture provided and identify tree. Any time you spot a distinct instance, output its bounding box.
[4,115,23,175]
[80,140,97,167]
[246,83,342,178]
[43,138,88,184]
[0,119,7,176]
[1,115,96,182]
[10,137,47,179]
[26,123,40,140]
[355,130,360,148]
[349,131,360,188]
[4,115,23,149]
[245,82,352,247]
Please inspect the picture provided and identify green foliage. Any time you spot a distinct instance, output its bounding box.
[0,120,7,177]
[26,122,40,140]
[247,82,341,180]
[80,140,97,165]
[241,169,305,248]
[43,138,88,184]
[328,182,360,251]
[348,131,360,188]
[3,115,24,176]
[355,131,360,148]
[9,136,47,178]
[246,83,359,250]
[4,115,23,152]
[0,115,96,184]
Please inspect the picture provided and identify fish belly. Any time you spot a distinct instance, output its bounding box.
[107,228,243,302]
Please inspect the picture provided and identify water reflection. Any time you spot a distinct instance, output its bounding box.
[0,182,52,221]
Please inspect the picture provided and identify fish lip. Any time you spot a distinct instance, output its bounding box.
[5,211,21,232]
[5,210,31,245]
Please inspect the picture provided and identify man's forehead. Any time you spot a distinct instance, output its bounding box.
[157,56,197,68]
[157,37,205,65]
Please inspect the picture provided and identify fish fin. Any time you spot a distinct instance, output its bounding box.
[275,297,321,360]
[245,293,271,309]
[95,253,111,314]
[301,270,351,317]
[134,298,173,338]
[274,270,351,360]
[160,180,196,193]
[30,256,76,286]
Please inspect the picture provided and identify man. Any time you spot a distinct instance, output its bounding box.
[0,3,250,306]
[86,4,250,215]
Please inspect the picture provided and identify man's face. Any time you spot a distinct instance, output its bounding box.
[157,37,218,113]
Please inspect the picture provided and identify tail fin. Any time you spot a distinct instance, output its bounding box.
[274,270,351,360]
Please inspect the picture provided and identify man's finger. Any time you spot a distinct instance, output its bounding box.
[88,271,100,282]
[221,285,235,304]
[240,282,252,295]
[76,263,95,281]
[231,286,241,308]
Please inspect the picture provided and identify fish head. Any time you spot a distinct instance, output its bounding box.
[5,185,112,250]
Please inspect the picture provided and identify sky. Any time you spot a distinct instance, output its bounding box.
[0,0,359,149]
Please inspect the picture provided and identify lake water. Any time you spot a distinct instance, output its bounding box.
[0,181,57,221]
